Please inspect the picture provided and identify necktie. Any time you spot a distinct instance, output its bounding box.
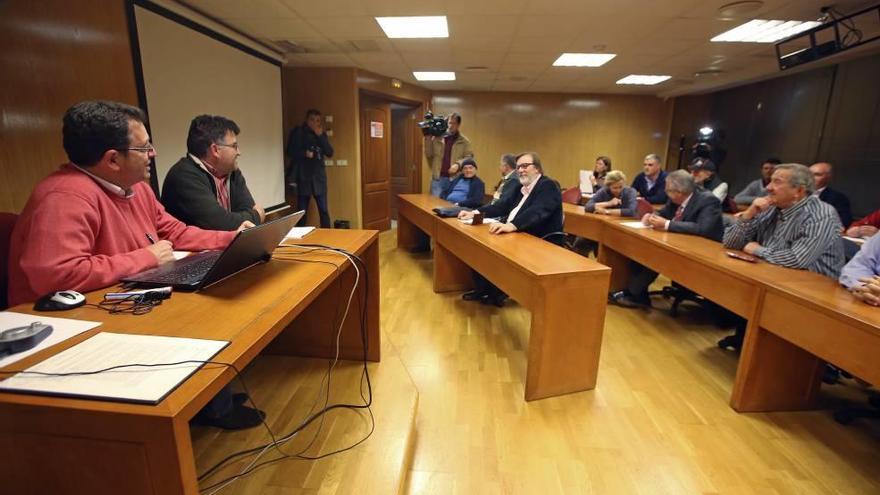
[673,205,684,221]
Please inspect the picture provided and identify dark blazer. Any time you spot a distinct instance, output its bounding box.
[441,176,486,208]
[657,190,723,241]
[818,187,852,227]
[286,124,334,196]
[161,155,261,231]
[493,173,520,206]
[632,170,668,204]
[479,175,563,239]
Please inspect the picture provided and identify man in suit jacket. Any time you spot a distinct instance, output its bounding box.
[286,109,334,227]
[490,153,519,205]
[610,170,723,308]
[810,162,852,227]
[457,152,563,305]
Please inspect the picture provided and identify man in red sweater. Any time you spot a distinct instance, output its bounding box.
[8,100,259,429]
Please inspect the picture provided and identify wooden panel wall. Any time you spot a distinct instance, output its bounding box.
[430,91,674,189]
[282,67,360,228]
[0,0,139,213]
[670,51,880,217]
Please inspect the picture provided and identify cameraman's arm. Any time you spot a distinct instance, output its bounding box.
[318,133,333,158]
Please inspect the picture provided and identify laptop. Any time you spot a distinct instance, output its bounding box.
[122,210,305,290]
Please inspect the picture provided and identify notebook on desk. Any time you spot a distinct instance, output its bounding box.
[122,210,304,290]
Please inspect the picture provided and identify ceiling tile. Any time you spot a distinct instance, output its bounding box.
[233,18,322,39]
[281,0,369,17]
[308,17,386,39]
[183,0,298,20]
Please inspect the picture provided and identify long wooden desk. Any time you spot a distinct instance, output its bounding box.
[562,203,880,412]
[0,229,380,495]
[397,194,611,401]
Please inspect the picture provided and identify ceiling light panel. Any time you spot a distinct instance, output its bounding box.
[711,19,821,43]
[376,16,449,39]
[552,53,616,67]
[413,71,456,81]
[616,74,672,85]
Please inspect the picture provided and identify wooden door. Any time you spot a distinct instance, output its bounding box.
[360,95,391,231]
[390,105,422,220]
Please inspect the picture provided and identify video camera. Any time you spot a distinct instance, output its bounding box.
[417,110,448,137]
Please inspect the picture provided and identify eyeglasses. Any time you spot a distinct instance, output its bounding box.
[119,143,155,153]
[516,163,535,170]
[215,142,240,150]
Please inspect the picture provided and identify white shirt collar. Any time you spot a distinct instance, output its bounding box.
[71,163,134,199]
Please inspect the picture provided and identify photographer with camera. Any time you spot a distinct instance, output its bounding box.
[423,112,474,197]
[286,108,334,227]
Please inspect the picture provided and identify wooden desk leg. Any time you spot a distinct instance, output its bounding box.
[397,212,424,250]
[730,295,824,412]
[432,241,473,293]
[597,244,630,292]
[0,406,198,495]
[524,276,608,401]
[266,240,381,362]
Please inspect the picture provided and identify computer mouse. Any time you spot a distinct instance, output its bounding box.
[33,290,87,311]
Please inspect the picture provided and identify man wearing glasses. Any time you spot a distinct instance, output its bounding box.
[161,115,265,230]
[456,152,563,306]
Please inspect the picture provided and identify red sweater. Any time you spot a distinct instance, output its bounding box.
[8,165,236,306]
[850,208,880,229]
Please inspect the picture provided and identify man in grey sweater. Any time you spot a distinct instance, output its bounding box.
[733,157,780,205]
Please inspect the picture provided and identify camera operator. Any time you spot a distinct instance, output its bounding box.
[424,112,473,197]
[286,108,334,227]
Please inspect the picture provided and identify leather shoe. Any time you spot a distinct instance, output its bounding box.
[482,294,506,307]
[610,292,650,309]
[717,334,742,352]
[193,403,266,430]
[462,290,486,301]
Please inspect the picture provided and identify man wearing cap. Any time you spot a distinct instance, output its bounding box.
[440,158,485,208]
[690,158,728,202]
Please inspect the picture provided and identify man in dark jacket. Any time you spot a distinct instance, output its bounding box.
[162,115,264,231]
[810,162,852,227]
[287,109,334,227]
[457,152,563,305]
[440,158,485,208]
[610,170,723,308]
[631,153,668,204]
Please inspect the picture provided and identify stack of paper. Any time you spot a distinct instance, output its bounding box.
[284,226,316,240]
[0,312,101,368]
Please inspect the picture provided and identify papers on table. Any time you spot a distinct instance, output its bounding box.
[0,332,228,404]
[172,251,190,260]
[0,312,101,368]
[458,217,500,225]
[284,226,316,240]
[620,221,649,229]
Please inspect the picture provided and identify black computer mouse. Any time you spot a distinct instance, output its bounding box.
[33,290,87,311]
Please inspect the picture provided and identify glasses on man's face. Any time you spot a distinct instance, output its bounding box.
[215,142,240,151]
[119,142,155,154]
[516,163,534,170]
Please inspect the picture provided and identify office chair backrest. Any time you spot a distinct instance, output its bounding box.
[0,212,18,310]
[561,186,581,205]
[635,197,654,218]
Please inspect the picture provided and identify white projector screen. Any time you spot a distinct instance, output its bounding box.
[134,4,285,207]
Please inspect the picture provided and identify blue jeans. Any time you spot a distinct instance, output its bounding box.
[298,193,331,228]
[430,177,450,197]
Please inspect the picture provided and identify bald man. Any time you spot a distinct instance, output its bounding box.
[810,162,852,227]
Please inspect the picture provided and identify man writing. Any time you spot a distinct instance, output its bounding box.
[162,114,265,230]
[424,112,473,197]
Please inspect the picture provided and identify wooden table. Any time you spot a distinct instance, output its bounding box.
[561,203,880,412]
[397,194,611,401]
[0,229,379,495]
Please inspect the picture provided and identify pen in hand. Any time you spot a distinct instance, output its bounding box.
[145,233,156,244]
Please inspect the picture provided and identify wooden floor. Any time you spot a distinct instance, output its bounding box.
[195,229,880,494]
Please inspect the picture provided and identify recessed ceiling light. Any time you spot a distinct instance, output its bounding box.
[616,74,672,85]
[413,71,455,81]
[711,19,821,43]
[552,53,616,67]
[376,16,448,39]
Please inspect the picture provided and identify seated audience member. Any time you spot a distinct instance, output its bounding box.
[840,233,880,306]
[457,152,563,306]
[161,115,265,230]
[585,170,637,217]
[631,153,668,204]
[845,207,880,239]
[440,158,485,208]
[7,100,262,430]
[590,155,612,189]
[734,158,780,205]
[720,163,845,348]
[609,170,723,308]
[690,158,728,202]
[491,154,519,205]
[810,161,853,227]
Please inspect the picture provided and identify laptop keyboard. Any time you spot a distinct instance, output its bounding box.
[136,251,222,285]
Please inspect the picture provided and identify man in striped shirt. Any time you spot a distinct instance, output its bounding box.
[719,163,845,351]
[723,163,844,278]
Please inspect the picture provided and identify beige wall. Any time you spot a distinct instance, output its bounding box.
[430,91,674,188]
[282,67,361,227]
